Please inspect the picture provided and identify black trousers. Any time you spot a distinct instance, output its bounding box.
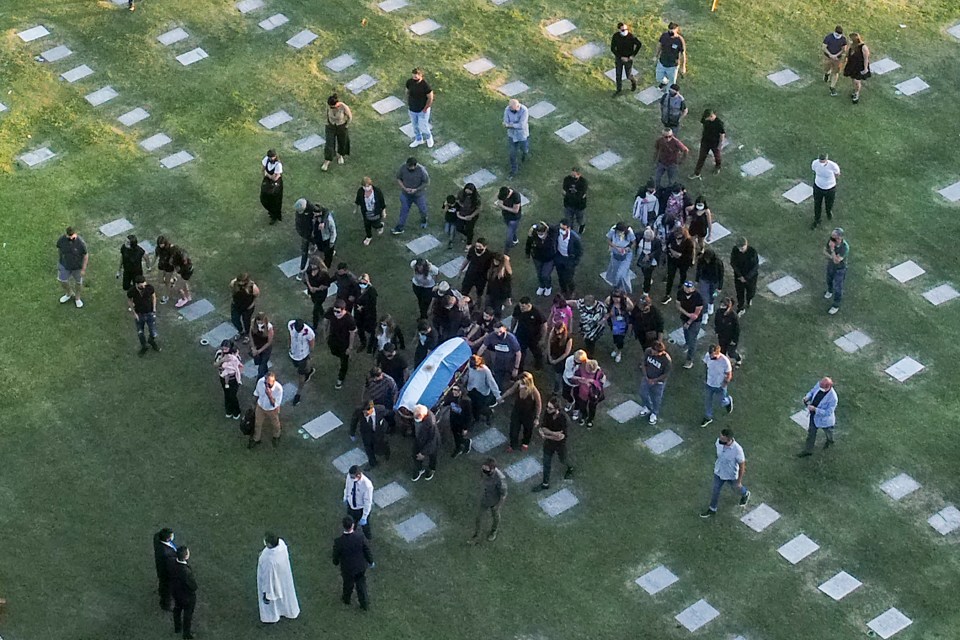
[173,597,195,638]
[158,576,172,610]
[412,284,433,318]
[555,262,576,297]
[324,123,350,161]
[315,241,335,268]
[518,336,544,369]
[347,507,372,539]
[222,378,240,417]
[813,185,836,223]
[614,57,635,91]
[450,420,470,452]
[329,343,350,382]
[342,570,369,608]
[509,408,535,448]
[310,293,326,330]
[734,277,757,311]
[664,258,690,297]
[640,265,655,294]
[461,273,487,300]
[361,430,391,467]
[362,216,384,239]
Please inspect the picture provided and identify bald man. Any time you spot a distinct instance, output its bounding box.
[503,99,530,179]
[411,404,441,481]
[797,377,838,457]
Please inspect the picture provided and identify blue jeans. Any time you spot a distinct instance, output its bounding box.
[504,219,520,250]
[704,383,730,419]
[508,138,529,175]
[709,474,748,511]
[135,312,158,345]
[408,109,432,143]
[533,259,554,289]
[655,62,679,88]
[826,263,846,306]
[397,191,428,229]
[654,162,678,189]
[698,279,718,310]
[253,346,272,380]
[682,320,701,361]
[640,378,665,415]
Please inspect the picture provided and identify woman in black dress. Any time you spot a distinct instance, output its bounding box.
[354,273,379,353]
[485,253,513,314]
[229,273,260,341]
[843,33,870,104]
[497,372,542,453]
[155,235,177,305]
[455,183,481,245]
[260,149,284,224]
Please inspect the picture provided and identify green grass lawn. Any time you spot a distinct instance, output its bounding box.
[3,0,960,638]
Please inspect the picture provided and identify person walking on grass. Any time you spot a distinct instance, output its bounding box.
[663,226,696,302]
[821,25,848,97]
[455,183,481,245]
[797,377,838,457]
[170,547,197,640]
[526,222,558,297]
[571,359,606,429]
[331,516,374,611]
[310,206,337,270]
[699,428,750,518]
[393,157,430,235]
[354,177,387,246]
[260,149,284,225]
[343,465,374,539]
[230,274,260,342]
[533,396,574,491]
[257,533,300,624]
[153,528,177,611]
[410,258,440,319]
[654,22,687,91]
[562,167,589,234]
[811,153,841,229]
[249,312,275,381]
[823,228,849,315]
[495,186,523,251]
[459,238,495,301]
[730,237,759,316]
[497,371,542,453]
[638,339,671,425]
[714,297,742,368]
[322,93,352,172]
[287,319,316,407]
[695,246,723,321]
[636,228,662,296]
[547,322,573,394]
[568,295,607,358]
[155,235,177,305]
[561,349,588,414]
[632,180,660,228]
[305,259,332,330]
[466,354,501,425]
[127,276,161,356]
[478,321,522,389]
[553,220,583,298]
[411,404,441,482]
[294,199,317,276]
[677,280,705,368]
[214,340,243,419]
[172,248,193,308]
[118,234,145,292]
[611,21,642,95]
[686,195,713,252]
[653,129,689,189]
[322,300,358,390]
[444,385,474,458]
[353,400,391,467]
[605,222,636,293]
[470,457,508,543]
[510,296,547,370]
[503,99,529,179]
[843,33,870,104]
[406,67,435,149]
[700,344,733,428]
[605,289,633,363]
[631,293,665,350]
[57,227,88,308]
[442,194,460,249]
[250,371,283,449]
[354,273,378,352]
[690,109,725,179]
[659,84,688,135]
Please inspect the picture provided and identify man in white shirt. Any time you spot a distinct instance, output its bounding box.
[700,344,733,428]
[811,153,841,229]
[700,428,750,518]
[287,319,316,407]
[343,465,374,539]
[251,371,284,449]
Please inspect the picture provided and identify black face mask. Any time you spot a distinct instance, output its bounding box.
[482,468,492,475]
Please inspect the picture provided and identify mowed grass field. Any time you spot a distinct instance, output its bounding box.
[2,0,960,638]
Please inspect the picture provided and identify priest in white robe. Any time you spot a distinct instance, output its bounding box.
[257,533,300,623]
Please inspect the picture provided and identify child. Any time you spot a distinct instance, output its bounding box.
[443,195,460,248]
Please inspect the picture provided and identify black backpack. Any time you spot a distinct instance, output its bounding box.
[239,408,255,436]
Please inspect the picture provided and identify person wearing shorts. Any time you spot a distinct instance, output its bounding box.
[287,319,316,407]
[155,235,177,305]
[57,227,88,308]
[821,26,848,97]
[173,248,194,308]
[654,22,686,91]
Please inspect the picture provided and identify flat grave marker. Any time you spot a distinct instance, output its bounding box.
[777,534,820,564]
[332,448,368,474]
[160,150,195,169]
[259,110,293,129]
[667,325,706,346]
[527,101,556,119]
[644,430,683,455]
[409,19,442,36]
[767,275,803,297]
[887,260,925,283]
[675,599,720,632]
[949,22,960,40]
[767,69,800,86]
[431,141,464,164]
[870,57,901,75]
[462,168,497,189]
[277,257,301,278]
[118,107,149,126]
[178,299,215,321]
[406,235,441,255]
[326,54,357,72]
[157,28,189,46]
[937,180,960,202]
[707,222,732,244]
[140,133,172,152]
[783,182,814,204]
[286,30,318,49]
[555,121,589,143]
[85,86,119,106]
[498,81,529,97]
[894,77,929,96]
[200,322,236,347]
[19,147,56,167]
[928,505,960,535]
[236,0,265,13]
[469,427,507,453]
[572,42,602,61]
[539,488,579,517]
[374,482,409,508]
[399,122,416,139]
[61,64,94,83]
[604,67,638,82]
[834,330,872,353]
[176,48,209,66]
[884,356,924,383]
[741,503,781,532]
[923,283,959,305]
[372,96,404,114]
[258,14,289,30]
[394,512,437,542]
[544,19,577,37]
[866,608,912,639]
[505,456,542,482]
[346,74,378,94]
[880,473,921,501]
[741,156,775,177]
[790,410,809,429]
[99,218,134,237]
[635,565,679,595]
[636,86,662,105]
[378,0,409,11]
[439,256,465,279]
[302,412,343,439]
[293,134,324,152]
[589,151,622,171]
[818,571,862,601]
[40,45,72,62]
[608,400,644,424]
[464,58,496,75]
[18,26,51,42]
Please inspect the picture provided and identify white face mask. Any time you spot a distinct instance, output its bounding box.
[380,323,388,330]
[257,323,265,330]
[360,283,369,289]
[620,29,627,35]
[696,204,705,211]
[819,386,829,393]
[833,32,842,39]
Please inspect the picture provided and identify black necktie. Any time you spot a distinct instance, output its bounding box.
[352,481,358,509]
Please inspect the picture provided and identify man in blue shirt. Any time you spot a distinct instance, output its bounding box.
[502,99,529,179]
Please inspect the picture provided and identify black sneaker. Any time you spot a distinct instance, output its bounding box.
[451,448,463,459]
[532,483,549,493]
[391,227,405,236]
[829,87,838,97]
[700,417,713,428]
[564,467,574,480]
[796,451,813,458]
[630,78,637,91]
[304,367,316,383]
[138,346,149,357]
[272,436,280,448]
[739,490,751,506]
[464,438,473,454]
[150,341,161,352]
[424,470,435,481]
[699,509,716,519]
[823,73,829,83]
[335,380,343,390]
[661,295,672,305]
[725,396,734,414]
[292,394,302,407]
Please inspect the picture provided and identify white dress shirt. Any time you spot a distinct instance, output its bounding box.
[254,378,284,410]
[288,321,315,361]
[343,473,374,519]
[811,159,840,189]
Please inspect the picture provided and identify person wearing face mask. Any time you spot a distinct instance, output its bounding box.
[455,183,481,245]
[654,21,687,91]
[374,315,406,354]
[485,253,513,314]
[503,99,530,179]
[605,222,637,293]
[260,149,284,224]
[294,198,318,276]
[354,177,387,246]
[690,109,725,179]
[411,404,441,482]
[571,359,606,429]
[249,312,275,381]
[823,227,849,315]
[567,295,607,358]
[413,319,438,366]
[632,180,660,228]
[458,238,495,301]
[343,465,375,538]
[154,234,177,305]
[376,342,410,387]
[334,262,361,312]
[534,397,574,491]
[797,377,838,457]
[256,532,300,623]
[604,289,634,363]
[525,221,558,296]
[695,247,724,321]
[561,167,589,234]
[434,292,468,342]
[214,339,244,419]
[561,349,588,413]
[465,307,501,349]
[393,156,431,234]
[610,22,642,95]
[410,258,441,319]
[685,196,713,253]
[495,186,524,251]
[466,354,501,425]
[713,297,742,368]
[510,296,548,370]
[653,129,689,189]
[729,237,759,316]
[677,280,704,368]
[636,228,663,295]
[700,344,733,428]
[699,428,750,518]
[311,206,338,269]
[305,258,333,330]
[659,84,688,135]
[496,371,542,453]
[631,294,665,351]
[553,220,583,298]
[127,275,161,356]
[638,339,671,425]
[152,528,178,611]
[443,385,474,458]
[663,226,696,303]
[821,25,848,97]
[478,322,522,389]
[352,401,391,468]
[662,182,692,227]
[322,301,358,390]
[470,457,508,543]
[354,274,378,353]
[118,234,145,292]
[287,319,316,407]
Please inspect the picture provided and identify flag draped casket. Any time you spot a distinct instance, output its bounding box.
[395,338,473,413]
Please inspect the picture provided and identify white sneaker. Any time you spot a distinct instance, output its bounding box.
[426,138,435,148]
[75,298,84,308]
[649,413,658,425]
[828,306,840,315]
[543,287,552,296]
[610,350,618,358]
[615,352,622,363]
[409,139,424,148]
[823,291,833,299]
[701,313,710,325]
[638,406,651,417]
[536,287,545,296]
[59,294,72,304]
[295,273,303,281]
[707,304,714,315]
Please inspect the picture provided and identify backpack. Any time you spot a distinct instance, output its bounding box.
[239,408,255,436]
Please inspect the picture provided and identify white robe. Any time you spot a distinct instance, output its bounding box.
[257,539,300,623]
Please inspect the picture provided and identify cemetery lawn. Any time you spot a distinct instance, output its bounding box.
[3,0,960,638]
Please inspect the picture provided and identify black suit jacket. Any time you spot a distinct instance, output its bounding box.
[171,561,198,604]
[332,531,373,576]
[358,405,387,442]
[153,533,177,580]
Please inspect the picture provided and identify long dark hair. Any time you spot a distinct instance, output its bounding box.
[458,183,480,209]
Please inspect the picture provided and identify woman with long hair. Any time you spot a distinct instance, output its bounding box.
[321,93,352,172]
[605,221,637,293]
[604,289,634,363]
[410,258,440,319]
[571,359,606,429]
[214,339,244,420]
[465,354,501,425]
[497,372,542,453]
[547,321,573,394]
[455,182,481,244]
[685,195,713,254]
[485,253,513,314]
[260,149,283,224]
[843,32,870,104]
[249,312,275,381]
[229,273,260,342]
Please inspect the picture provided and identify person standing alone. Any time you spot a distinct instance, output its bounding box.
[811,153,840,229]
[257,533,300,624]
[659,84,688,135]
[562,167,589,234]
[127,276,161,356]
[470,457,507,543]
[331,516,374,610]
[343,465,374,539]
[729,237,759,316]
[797,377,838,457]
[823,228,849,315]
[393,157,431,234]
[699,428,750,518]
[503,99,529,179]
[690,109,725,179]
[406,67,434,149]
[260,149,284,224]
[322,93,352,172]
[56,227,88,308]
[610,22,642,95]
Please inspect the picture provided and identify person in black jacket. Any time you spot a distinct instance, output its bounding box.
[552,220,583,298]
[153,528,177,611]
[332,516,374,610]
[294,198,318,275]
[354,274,379,352]
[714,297,742,367]
[525,222,558,297]
[729,237,759,316]
[443,385,474,458]
[170,547,197,639]
[611,22,642,94]
[630,293,664,349]
[354,177,388,246]
[695,247,725,320]
[413,320,438,366]
[411,404,441,482]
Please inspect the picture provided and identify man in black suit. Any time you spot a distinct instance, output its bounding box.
[331,516,374,610]
[171,547,198,639]
[152,527,177,610]
[350,401,390,468]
